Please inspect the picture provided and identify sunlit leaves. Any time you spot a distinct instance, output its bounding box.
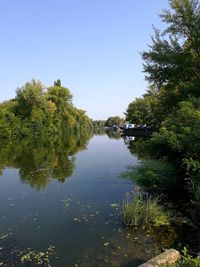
[0,79,92,140]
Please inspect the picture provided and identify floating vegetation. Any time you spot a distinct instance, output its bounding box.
[0,233,55,267]
[63,199,102,223]
[75,229,159,267]
[110,203,118,209]
[72,213,96,223]
[20,245,55,267]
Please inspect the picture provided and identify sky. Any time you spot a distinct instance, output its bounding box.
[1,0,169,120]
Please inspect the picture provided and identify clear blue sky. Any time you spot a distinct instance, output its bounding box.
[1,0,169,120]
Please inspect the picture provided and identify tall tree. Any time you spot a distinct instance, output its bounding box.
[142,0,200,115]
[15,80,45,118]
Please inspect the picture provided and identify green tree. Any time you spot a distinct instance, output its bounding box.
[54,79,61,87]
[139,0,200,203]
[126,0,200,202]
[105,116,125,127]
[125,94,160,126]
[15,80,46,118]
[47,83,73,109]
[142,0,200,116]
[0,79,92,139]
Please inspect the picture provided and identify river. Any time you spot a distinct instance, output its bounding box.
[0,133,177,267]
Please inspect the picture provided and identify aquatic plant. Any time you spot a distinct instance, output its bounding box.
[0,233,55,267]
[20,245,55,267]
[122,188,170,227]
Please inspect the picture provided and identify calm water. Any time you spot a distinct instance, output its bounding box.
[0,133,176,267]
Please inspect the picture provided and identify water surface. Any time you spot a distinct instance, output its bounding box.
[0,133,173,267]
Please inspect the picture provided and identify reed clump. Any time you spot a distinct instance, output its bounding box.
[122,188,170,227]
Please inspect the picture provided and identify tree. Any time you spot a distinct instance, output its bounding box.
[54,79,61,87]
[47,82,73,110]
[142,0,200,116]
[125,95,160,126]
[0,79,92,139]
[105,116,125,127]
[125,0,200,199]
[138,0,200,191]
[15,80,46,118]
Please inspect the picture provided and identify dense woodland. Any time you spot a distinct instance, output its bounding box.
[0,79,92,139]
[126,0,200,200]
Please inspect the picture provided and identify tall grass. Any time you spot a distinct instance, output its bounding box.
[122,188,170,227]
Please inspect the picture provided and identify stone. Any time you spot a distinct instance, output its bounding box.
[138,249,181,267]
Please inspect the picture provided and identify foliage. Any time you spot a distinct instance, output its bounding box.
[0,79,92,140]
[143,0,200,106]
[146,100,200,181]
[122,188,170,227]
[105,116,125,127]
[126,0,200,125]
[126,92,161,126]
[125,0,200,201]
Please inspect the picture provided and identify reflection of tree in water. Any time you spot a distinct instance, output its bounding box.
[92,128,106,136]
[92,128,122,138]
[105,129,122,140]
[0,131,92,190]
[126,136,150,160]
